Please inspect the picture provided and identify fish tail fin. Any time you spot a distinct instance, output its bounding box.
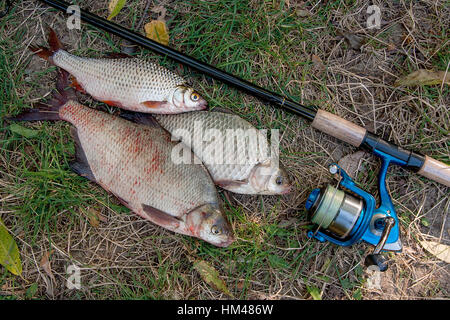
[29,27,64,62]
[7,70,76,122]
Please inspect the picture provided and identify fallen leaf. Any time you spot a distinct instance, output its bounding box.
[88,208,106,228]
[420,240,450,263]
[311,54,325,72]
[236,279,249,291]
[40,250,55,280]
[394,69,450,87]
[0,217,22,275]
[295,9,310,17]
[145,20,169,46]
[338,151,366,179]
[307,285,322,300]
[107,0,127,21]
[40,250,55,297]
[26,283,39,299]
[342,32,365,50]
[9,124,39,138]
[402,34,414,45]
[277,218,297,228]
[193,260,234,297]
[386,43,396,51]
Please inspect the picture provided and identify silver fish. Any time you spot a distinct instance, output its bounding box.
[11,72,233,247]
[30,28,207,114]
[123,109,292,195]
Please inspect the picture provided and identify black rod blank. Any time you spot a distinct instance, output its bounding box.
[39,0,317,121]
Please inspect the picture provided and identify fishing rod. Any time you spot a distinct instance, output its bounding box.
[32,0,448,189]
[7,0,450,269]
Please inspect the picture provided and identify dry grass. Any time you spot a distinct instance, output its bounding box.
[0,0,448,300]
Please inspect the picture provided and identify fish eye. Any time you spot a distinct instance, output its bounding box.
[191,92,200,101]
[276,176,283,185]
[211,225,221,235]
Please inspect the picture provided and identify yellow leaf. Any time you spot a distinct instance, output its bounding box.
[107,0,127,21]
[0,217,22,275]
[144,20,169,46]
[193,260,233,297]
[394,69,450,87]
[420,240,450,263]
[307,285,322,300]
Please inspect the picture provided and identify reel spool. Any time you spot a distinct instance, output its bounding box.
[305,163,402,272]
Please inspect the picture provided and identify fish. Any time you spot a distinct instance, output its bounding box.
[9,71,233,247]
[29,28,207,114]
[121,109,292,195]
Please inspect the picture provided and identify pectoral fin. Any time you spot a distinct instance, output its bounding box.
[215,179,248,188]
[69,127,96,183]
[69,75,86,94]
[102,100,125,108]
[142,204,181,228]
[142,101,165,109]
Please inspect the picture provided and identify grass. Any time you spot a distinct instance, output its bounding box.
[0,0,449,300]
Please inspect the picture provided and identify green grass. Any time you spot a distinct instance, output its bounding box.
[0,0,448,300]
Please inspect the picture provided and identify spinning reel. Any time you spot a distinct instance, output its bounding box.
[305,151,406,271]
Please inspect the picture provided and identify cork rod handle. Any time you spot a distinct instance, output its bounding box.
[312,109,367,147]
[312,109,450,187]
[418,156,450,187]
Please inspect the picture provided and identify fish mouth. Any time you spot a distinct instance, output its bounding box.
[197,98,208,110]
[280,186,293,194]
[215,236,235,247]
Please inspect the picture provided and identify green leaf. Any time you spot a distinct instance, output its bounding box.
[0,217,22,276]
[107,0,127,21]
[193,260,233,298]
[26,283,38,299]
[8,124,39,138]
[268,254,289,269]
[421,218,430,227]
[307,285,322,300]
[352,288,362,300]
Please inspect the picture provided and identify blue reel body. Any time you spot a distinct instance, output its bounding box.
[306,150,405,252]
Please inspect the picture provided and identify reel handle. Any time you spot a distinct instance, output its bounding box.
[364,217,396,272]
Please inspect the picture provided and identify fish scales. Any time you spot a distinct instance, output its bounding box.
[152,111,291,195]
[29,29,208,113]
[11,70,233,246]
[54,51,186,109]
[60,101,217,218]
[155,111,266,181]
